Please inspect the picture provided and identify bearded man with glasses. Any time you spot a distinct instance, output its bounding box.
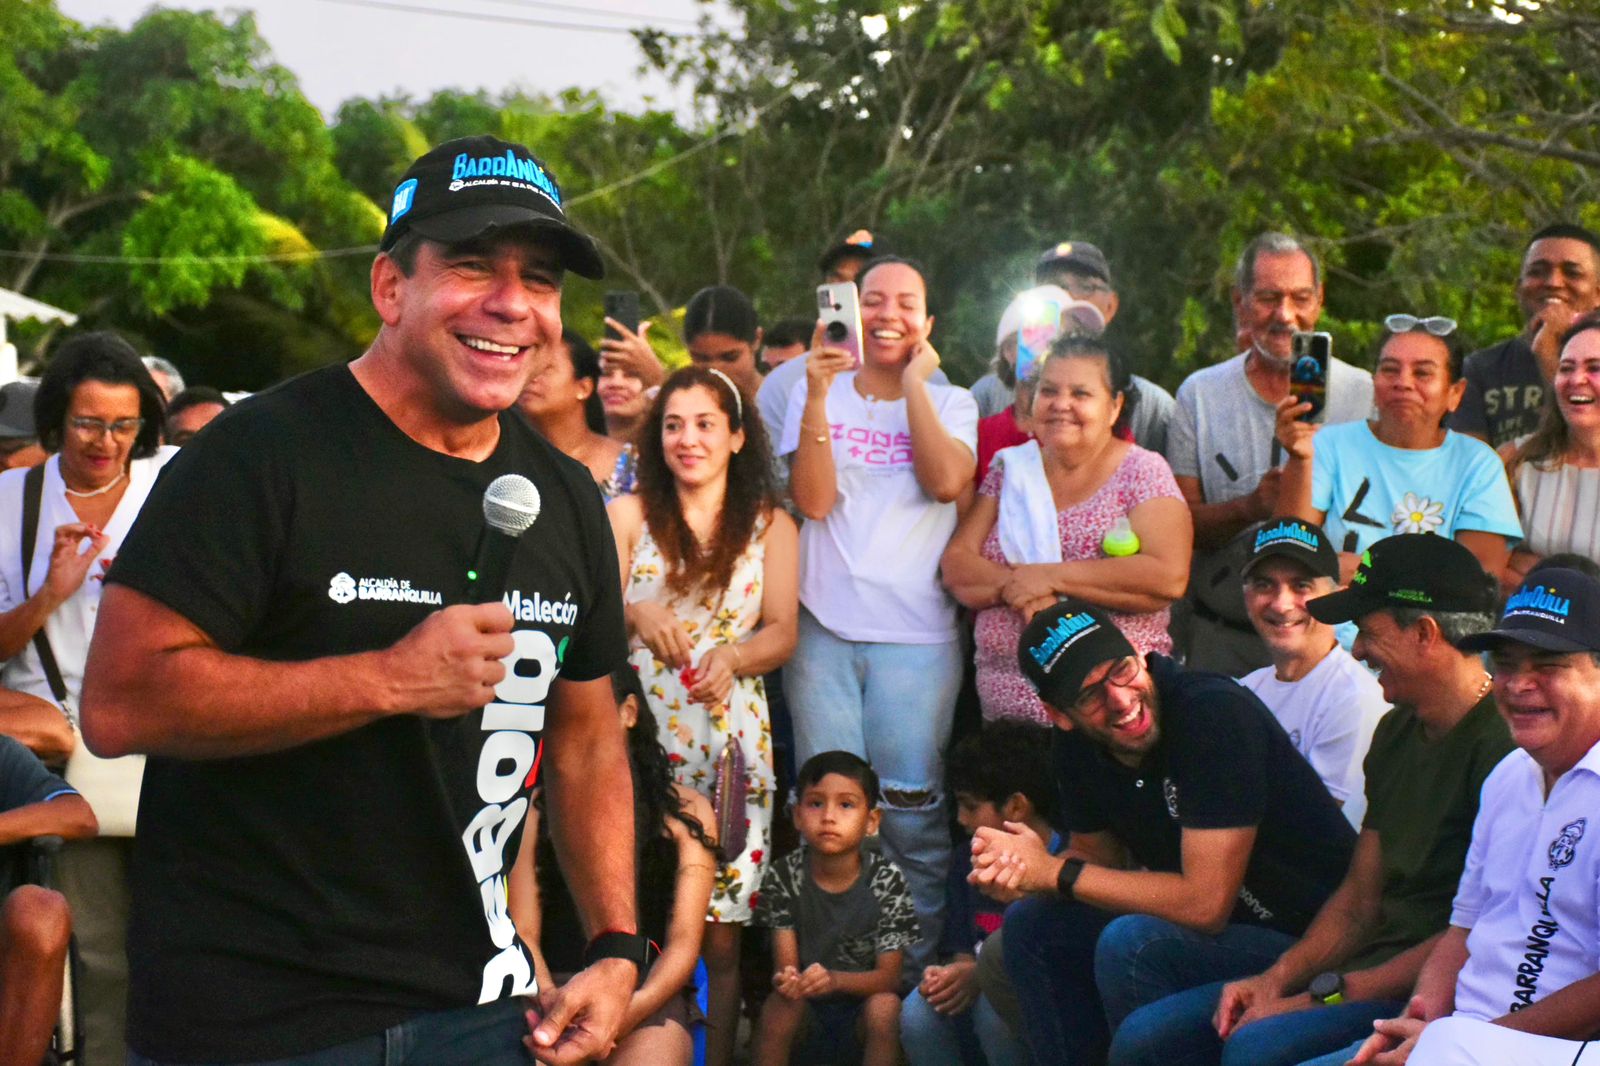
[968,600,1356,1066]
[1275,313,1523,586]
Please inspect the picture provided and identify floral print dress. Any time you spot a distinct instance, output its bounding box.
[626,520,774,922]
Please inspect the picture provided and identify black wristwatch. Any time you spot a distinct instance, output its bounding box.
[583,931,654,977]
[1056,857,1087,900]
[1308,971,1345,1006]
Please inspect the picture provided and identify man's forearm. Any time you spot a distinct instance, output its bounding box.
[83,636,394,759]
[1344,933,1443,1004]
[1492,972,1600,1040]
[1071,864,1235,934]
[1189,495,1260,550]
[0,795,97,845]
[543,678,637,940]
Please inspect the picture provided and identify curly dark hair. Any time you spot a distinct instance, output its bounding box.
[636,365,777,596]
[36,331,166,459]
[610,665,718,856]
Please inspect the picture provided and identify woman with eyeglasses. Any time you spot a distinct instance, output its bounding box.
[1277,314,1522,582]
[1503,312,1600,587]
[0,330,172,1065]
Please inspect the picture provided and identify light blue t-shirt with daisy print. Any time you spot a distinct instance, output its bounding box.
[1311,420,1522,557]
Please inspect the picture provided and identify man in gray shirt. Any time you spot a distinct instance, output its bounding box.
[1166,232,1373,674]
[1448,223,1600,449]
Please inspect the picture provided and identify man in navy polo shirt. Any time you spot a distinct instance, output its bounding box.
[970,600,1355,1065]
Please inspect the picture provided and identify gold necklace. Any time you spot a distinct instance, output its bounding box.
[63,469,126,499]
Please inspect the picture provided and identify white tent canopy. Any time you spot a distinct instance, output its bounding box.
[0,287,78,383]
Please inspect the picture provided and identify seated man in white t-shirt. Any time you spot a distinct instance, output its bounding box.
[1236,518,1387,826]
[1329,566,1600,1066]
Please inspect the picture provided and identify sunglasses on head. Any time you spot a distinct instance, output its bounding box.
[1384,313,1457,337]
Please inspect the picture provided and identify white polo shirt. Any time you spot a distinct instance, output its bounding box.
[1449,739,1600,1020]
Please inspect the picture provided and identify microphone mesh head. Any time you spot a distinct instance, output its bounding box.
[483,474,541,536]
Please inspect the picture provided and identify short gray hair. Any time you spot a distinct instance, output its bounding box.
[1234,232,1322,293]
[141,355,185,397]
[1387,606,1497,647]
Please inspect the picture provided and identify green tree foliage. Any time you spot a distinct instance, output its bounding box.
[1,4,380,386]
[4,0,1596,394]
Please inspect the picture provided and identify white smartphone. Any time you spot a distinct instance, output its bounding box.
[816,282,863,368]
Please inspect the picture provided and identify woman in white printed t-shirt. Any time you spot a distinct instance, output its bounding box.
[779,256,979,967]
[0,331,175,1066]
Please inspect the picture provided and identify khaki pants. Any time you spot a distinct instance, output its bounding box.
[58,836,131,1066]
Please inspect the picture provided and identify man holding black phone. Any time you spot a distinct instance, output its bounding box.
[80,136,641,1065]
[1166,232,1374,674]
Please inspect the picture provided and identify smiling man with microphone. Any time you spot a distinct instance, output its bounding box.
[79,137,638,1066]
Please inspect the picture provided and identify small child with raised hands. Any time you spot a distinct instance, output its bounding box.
[752,751,920,1066]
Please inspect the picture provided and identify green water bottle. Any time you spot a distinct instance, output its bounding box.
[1102,516,1140,557]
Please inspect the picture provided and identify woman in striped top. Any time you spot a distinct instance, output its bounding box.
[1503,312,1600,589]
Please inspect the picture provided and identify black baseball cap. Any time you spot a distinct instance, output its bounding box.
[817,229,877,276]
[0,381,37,438]
[1307,534,1496,624]
[1017,600,1136,711]
[1458,568,1600,654]
[1035,240,1112,285]
[378,135,604,279]
[1241,518,1339,581]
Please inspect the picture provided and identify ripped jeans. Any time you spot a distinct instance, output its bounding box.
[786,608,963,973]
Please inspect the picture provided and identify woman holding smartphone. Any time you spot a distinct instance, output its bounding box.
[779,255,978,969]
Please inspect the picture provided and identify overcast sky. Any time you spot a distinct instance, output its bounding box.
[56,0,729,120]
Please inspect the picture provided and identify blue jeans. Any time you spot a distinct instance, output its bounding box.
[1000,896,1117,1066]
[1095,914,1298,1033]
[1297,1038,1366,1066]
[785,608,963,971]
[1108,976,1403,1066]
[902,988,1025,1066]
[127,996,528,1066]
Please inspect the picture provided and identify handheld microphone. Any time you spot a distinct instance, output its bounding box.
[466,474,541,604]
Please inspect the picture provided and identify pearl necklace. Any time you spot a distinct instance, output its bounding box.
[63,469,126,499]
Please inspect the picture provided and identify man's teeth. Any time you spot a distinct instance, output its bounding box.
[463,336,520,354]
[1115,705,1140,727]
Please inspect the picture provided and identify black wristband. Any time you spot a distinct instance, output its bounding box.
[1056,857,1087,900]
[583,930,653,974]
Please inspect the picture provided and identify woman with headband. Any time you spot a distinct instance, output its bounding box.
[608,364,798,1066]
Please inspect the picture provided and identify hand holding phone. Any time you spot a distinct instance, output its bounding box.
[816,282,863,368]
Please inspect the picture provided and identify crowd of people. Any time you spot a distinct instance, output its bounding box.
[0,133,1598,1066]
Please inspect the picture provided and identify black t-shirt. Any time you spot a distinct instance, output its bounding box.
[1052,655,1356,936]
[108,366,628,1062]
[1449,336,1545,448]
[0,733,74,810]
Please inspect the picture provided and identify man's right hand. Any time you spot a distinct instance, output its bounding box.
[1214,972,1283,1039]
[1528,301,1581,380]
[379,602,515,718]
[1246,466,1283,520]
[1273,394,1317,462]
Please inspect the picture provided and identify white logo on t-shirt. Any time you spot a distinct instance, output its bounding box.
[328,572,357,604]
